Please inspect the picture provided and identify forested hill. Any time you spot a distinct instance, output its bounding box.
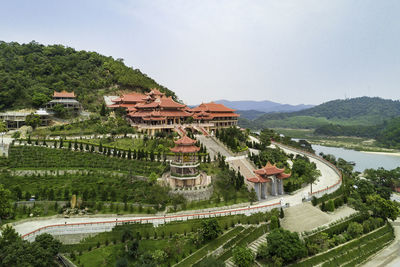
[0,41,176,111]
[245,97,400,129]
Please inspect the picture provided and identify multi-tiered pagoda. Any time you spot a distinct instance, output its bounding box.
[247,162,291,200]
[168,135,205,188]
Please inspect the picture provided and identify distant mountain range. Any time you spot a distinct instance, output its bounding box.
[241,97,400,129]
[214,100,314,115]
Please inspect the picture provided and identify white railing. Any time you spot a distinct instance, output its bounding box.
[21,201,282,242]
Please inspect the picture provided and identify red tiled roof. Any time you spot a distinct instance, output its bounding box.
[143,117,166,121]
[174,135,197,145]
[121,93,147,103]
[210,112,240,118]
[170,146,200,153]
[146,88,165,97]
[120,103,138,108]
[107,104,121,108]
[159,97,186,108]
[192,102,236,112]
[53,90,75,98]
[247,176,271,183]
[254,162,285,176]
[277,172,291,179]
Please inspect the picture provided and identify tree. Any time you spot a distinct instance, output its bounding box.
[149,172,158,184]
[199,218,222,242]
[0,120,6,133]
[127,239,139,259]
[34,233,62,256]
[264,228,307,264]
[0,184,12,220]
[152,249,167,265]
[347,222,363,238]
[25,113,41,129]
[32,92,50,108]
[53,104,66,118]
[326,200,335,212]
[366,194,399,221]
[270,215,279,230]
[100,103,107,117]
[249,188,258,204]
[232,246,254,267]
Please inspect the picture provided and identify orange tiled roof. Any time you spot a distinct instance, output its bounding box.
[170,146,200,153]
[121,92,147,103]
[247,176,271,183]
[53,90,75,98]
[254,162,285,176]
[192,102,236,112]
[174,135,197,145]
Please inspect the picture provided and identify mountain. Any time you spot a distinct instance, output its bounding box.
[245,97,400,129]
[236,110,267,120]
[0,41,175,112]
[215,100,314,114]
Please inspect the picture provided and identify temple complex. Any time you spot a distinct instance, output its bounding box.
[191,102,239,131]
[247,162,291,200]
[46,91,81,111]
[106,89,239,135]
[167,135,210,188]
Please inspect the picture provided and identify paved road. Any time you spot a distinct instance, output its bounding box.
[12,136,341,240]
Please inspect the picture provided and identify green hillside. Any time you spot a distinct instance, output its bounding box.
[315,117,400,149]
[243,97,400,129]
[0,41,176,111]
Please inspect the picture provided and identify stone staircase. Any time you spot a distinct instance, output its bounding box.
[224,233,268,267]
[248,233,267,253]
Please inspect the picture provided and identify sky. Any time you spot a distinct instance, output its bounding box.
[0,0,399,105]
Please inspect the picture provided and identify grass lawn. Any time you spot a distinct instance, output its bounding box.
[75,243,124,267]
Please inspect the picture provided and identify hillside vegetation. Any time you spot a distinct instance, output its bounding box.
[241,97,400,129]
[0,41,175,111]
[315,117,400,149]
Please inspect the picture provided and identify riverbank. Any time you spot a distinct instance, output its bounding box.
[363,151,400,157]
[272,128,400,154]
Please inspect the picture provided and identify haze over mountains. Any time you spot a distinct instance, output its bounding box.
[214,100,314,114]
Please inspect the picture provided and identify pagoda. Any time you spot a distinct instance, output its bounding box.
[247,162,291,200]
[46,90,81,111]
[169,135,201,188]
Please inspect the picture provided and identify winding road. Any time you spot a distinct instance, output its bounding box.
[11,136,342,241]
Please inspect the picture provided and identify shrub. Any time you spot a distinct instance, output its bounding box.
[270,216,279,230]
[347,222,363,238]
[326,200,335,212]
[311,196,318,206]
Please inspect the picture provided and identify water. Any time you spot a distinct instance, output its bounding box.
[312,144,400,172]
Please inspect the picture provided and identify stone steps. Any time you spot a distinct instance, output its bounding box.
[224,232,268,266]
[225,259,235,267]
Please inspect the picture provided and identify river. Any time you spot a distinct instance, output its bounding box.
[312,144,400,172]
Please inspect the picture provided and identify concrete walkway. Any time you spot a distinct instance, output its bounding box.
[362,219,400,267]
[281,203,356,233]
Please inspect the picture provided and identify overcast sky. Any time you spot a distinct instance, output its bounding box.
[1,0,399,105]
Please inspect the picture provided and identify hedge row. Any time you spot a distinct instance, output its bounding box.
[294,223,393,267]
[304,213,368,241]
[217,224,269,262]
[175,227,244,267]
[7,145,167,176]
